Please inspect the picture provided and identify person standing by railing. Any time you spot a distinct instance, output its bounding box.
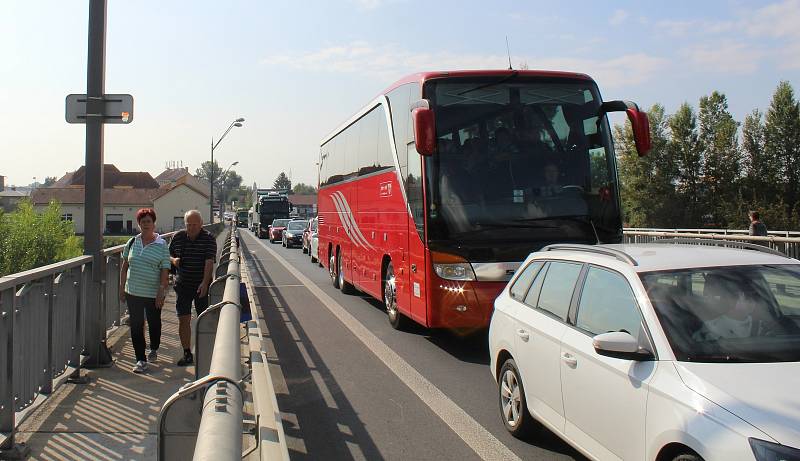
[169,210,217,367]
[749,210,768,237]
[119,208,171,374]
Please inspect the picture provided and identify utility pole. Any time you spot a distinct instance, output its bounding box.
[83,0,112,367]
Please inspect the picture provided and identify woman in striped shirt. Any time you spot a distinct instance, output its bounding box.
[119,208,171,374]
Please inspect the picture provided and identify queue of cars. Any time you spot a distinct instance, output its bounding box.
[253,218,799,460]
[260,217,320,265]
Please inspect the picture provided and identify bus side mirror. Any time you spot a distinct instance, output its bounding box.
[412,101,436,156]
[600,100,651,157]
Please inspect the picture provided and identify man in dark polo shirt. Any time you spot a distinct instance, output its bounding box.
[169,210,217,366]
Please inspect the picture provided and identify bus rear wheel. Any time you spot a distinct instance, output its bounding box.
[330,251,339,288]
[337,252,356,294]
[384,262,407,330]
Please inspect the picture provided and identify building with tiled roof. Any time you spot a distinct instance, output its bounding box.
[52,164,160,189]
[289,194,317,218]
[33,165,210,234]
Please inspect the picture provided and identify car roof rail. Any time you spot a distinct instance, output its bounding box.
[540,244,638,266]
[652,238,791,258]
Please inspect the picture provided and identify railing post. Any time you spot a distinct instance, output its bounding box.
[42,276,55,395]
[0,286,29,459]
[0,288,14,450]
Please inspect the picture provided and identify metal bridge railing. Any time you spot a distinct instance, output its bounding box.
[623,229,800,259]
[158,226,250,461]
[0,223,224,458]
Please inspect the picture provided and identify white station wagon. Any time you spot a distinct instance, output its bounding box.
[489,241,800,461]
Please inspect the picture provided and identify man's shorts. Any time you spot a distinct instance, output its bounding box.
[174,282,209,317]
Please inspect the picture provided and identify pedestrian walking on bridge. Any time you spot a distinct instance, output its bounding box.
[749,210,768,237]
[119,208,171,374]
[169,210,217,366]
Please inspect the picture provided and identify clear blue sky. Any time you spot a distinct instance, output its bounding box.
[1,0,798,189]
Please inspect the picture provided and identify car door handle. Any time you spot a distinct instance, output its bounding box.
[516,329,530,342]
[561,353,578,368]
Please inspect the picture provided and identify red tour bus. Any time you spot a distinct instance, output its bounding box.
[318,70,651,330]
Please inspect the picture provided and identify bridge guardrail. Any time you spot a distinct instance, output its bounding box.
[158,226,289,461]
[0,223,222,458]
[623,229,800,259]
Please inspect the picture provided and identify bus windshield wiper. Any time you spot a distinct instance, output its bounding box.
[457,71,519,96]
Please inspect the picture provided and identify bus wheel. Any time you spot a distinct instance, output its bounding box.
[384,262,407,330]
[330,251,339,288]
[337,252,356,294]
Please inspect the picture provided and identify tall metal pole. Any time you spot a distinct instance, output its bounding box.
[83,0,112,367]
[210,138,214,223]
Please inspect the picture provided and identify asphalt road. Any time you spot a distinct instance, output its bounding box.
[240,230,587,461]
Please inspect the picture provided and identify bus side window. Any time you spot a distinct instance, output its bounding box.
[377,104,393,170]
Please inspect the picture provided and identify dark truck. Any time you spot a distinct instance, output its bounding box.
[235,209,249,228]
[256,192,292,239]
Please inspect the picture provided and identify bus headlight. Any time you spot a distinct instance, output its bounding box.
[433,263,476,281]
[432,251,477,281]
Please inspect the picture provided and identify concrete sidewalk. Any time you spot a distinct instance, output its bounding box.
[11,230,237,461]
[15,286,195,461]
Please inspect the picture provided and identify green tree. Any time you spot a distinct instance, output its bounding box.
[196,161,242,206]
[0,200,81,277]
[668,103,703,227]
[742,109,771,201]
[698,91,740,226]
[292,183,317,195]
[273,172,291,190]
[617,104,676,227]
[43,176,57,187]
[764,81,800,219]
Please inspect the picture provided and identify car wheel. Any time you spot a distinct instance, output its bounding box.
[337,252,356,294]
[310,249,316,263]
[499,358,535,438]
[384,262,408,330]
[672,454,703,461]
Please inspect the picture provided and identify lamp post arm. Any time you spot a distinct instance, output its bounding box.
[212,121,237,151]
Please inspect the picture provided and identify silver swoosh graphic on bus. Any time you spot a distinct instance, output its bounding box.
[330,192,357,246]
[331,191,370,249]
[332,191,375,250]
[331,191,375,250]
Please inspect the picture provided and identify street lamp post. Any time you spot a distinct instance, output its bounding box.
[217,161,239,220]
[210,117,244,221]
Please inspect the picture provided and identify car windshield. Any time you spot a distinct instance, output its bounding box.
[288,221,307,231]
[640,264,800,363]
[272,219,289,227]
[425,77,621,244]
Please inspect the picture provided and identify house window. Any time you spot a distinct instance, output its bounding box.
[61,213,73,222]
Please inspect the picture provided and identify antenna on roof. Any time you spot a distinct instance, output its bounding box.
[506,36,513,70]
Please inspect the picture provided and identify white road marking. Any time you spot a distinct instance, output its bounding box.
[245,233,521,461]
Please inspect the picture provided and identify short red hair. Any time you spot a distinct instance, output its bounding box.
[136,208,157,223]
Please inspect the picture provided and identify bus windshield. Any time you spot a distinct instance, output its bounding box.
[425,77,621,245]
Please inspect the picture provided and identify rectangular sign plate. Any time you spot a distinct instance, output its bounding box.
[65,94,134,124]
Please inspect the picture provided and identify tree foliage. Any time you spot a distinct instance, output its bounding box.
[291,183,317,195]
[273,172,291,190]
[618,82,800,231]
[195,160,243,205]
[0,200,81,277]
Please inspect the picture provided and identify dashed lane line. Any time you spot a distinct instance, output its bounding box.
[244,233,521,461]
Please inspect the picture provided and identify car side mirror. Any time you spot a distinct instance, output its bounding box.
[412,99,436,156]
[592,331,654,361]
[599,100,651,157]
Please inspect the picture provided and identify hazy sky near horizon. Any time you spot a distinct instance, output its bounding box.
[1,0,799,188]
